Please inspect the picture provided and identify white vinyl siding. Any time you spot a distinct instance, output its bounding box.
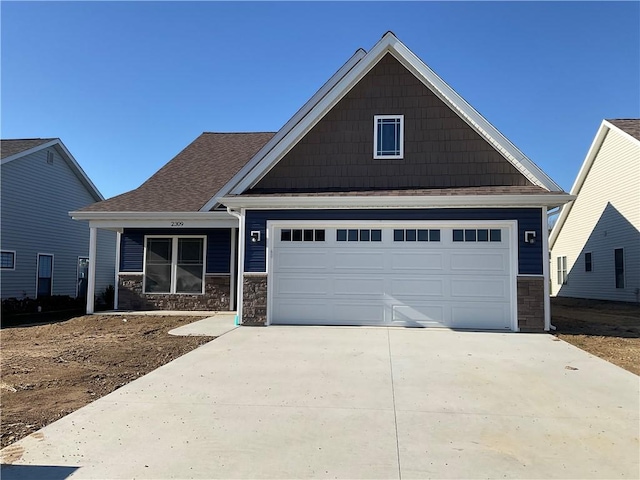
[551,127,640,302]
[1,147,116,299]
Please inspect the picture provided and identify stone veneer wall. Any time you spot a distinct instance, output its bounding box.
[517,276,545,332]
[118,274,230,311]
[242,274,268,326]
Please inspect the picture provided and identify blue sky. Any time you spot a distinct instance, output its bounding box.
[2,2,639,199]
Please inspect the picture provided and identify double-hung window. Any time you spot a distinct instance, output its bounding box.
[557,256,567,285]
[1,251,15,270]
[614,248,624,289]
[144,236,206,294]
[374,115,403,159]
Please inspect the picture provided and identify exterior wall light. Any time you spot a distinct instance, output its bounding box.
[524,231,537,244]
[250,231,261,243]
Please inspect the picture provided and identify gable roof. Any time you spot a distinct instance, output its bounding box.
[79,132,275,213]
[549,119,640,248]
[208,31,562,210]
[1,138,104,201]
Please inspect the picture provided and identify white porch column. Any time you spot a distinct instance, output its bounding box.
[87,226,97,314]
[114,231,121,310]
[229,227,236,311]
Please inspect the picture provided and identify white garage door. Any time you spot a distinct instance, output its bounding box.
[269,223,515,330]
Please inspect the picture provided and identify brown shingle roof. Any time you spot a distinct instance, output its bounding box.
[1,138,56,159]
[80,132,275,212]
[608,119,640,141]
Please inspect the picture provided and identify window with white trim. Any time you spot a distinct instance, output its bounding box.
[144,236,206,294]
[374,115,403,159]
[1,251,15,269]
[614,248,624,289]
[557,256,567,285]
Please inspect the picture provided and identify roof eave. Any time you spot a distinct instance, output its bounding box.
[220,193,574,210]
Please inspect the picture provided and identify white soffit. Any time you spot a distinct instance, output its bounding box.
[218,32,562,200]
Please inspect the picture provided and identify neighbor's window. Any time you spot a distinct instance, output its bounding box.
[374,115,404,159]
[584,252,592,272]
[614,248,624,289]
[557,256,567,285]
[144,236,205,294]
[1,251,15,270]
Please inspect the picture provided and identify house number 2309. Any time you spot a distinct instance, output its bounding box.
[171,222,184,227]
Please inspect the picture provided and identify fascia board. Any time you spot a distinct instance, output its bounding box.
[390,41,562,192]
[69,211,236,221]
[549,121,609,249]
[54,141,105,201]
[1,139,59,165]
[220,194,574,210]
[199,48,368,212]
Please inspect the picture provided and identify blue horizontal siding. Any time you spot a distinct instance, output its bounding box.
[120,228,231,274]
[244,208,543,274]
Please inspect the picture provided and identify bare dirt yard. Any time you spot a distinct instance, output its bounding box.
[1,300,638,450]
[551,297,640,375]
[1,314,212,449]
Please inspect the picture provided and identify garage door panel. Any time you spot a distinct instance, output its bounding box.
[390,278,444,297]
[333,277,385,296]
[450,277,508,299]
[390,252,444,271]
[449,252,508,273]
[451,303,511,329]
[275,276,331,296]
[392,304,445,324]
[273,300,330,323]
[334,251,385,270]
[332,303,385,323]
[275,250,328,270]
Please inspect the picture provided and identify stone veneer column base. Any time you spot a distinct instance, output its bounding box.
[242,274,268,326]
[517,276,545,332]
[118,274,230,311]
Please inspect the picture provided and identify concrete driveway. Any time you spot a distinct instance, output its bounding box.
[1,326,638,479]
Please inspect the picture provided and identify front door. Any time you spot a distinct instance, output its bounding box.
[37,254,53,297]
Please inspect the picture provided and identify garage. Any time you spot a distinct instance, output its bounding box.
[268,222,517,330]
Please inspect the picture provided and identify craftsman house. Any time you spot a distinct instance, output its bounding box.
[1,138,116,301]
[72,32,572,331]
[550,119,640,303]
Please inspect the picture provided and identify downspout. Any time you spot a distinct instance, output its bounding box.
[114,231,121,310]
[227,207,244,324]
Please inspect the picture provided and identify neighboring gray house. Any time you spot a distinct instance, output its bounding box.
[550,119,640,303]
[1,138,116,301]
[73,32,572,331]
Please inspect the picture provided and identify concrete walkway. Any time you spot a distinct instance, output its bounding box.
[1,327,638,479]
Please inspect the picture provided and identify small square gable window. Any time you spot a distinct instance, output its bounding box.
[374,115,403,159]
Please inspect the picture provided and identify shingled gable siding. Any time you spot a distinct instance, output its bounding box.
[119,228,231,274]
[244,208,544,274]
[250,54,531,193]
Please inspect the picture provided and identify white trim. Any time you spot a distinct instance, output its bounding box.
[265,219,519,332]
[200,48,368,212]
[75,256,90,299]
[235,209,246,323]
[221,194,573,210]
[114,231,121,310]
[87,228,97,313]
[35,253,54,299]
[549,120,639,249]
[229,227,236,311]
[374,115,404,159]
[542,207,551,331]
[0,250,16,270]
[215,32,560,200]
[3,139,104,201]
[142,235,207,295]
[118,271,144,276]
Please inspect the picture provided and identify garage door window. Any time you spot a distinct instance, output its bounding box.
[337,229,382,242]
[394,229,440,242]
[280,229,325,242]
[453,229,501,242]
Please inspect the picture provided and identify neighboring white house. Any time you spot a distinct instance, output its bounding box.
[1,138,116,300]
[550,119,640,303]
